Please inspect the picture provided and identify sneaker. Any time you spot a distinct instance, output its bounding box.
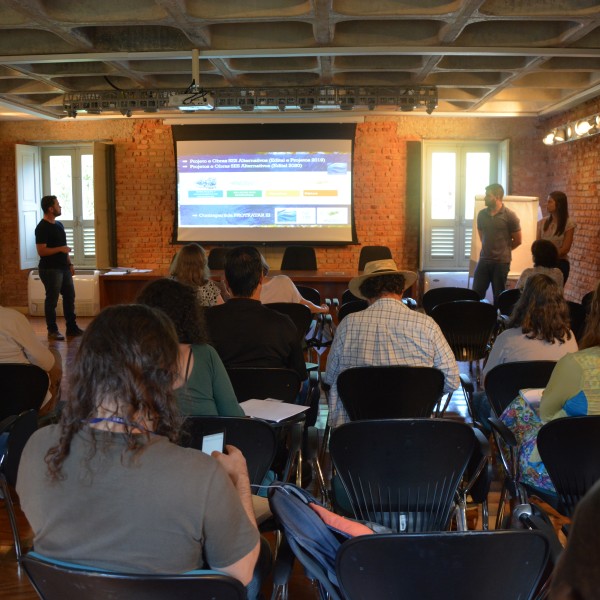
[66,326,85,337]
[48,331,65,341]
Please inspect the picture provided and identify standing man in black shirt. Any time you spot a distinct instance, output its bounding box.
[35,195,84,340]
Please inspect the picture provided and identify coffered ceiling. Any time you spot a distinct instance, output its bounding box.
[1,0,600,120]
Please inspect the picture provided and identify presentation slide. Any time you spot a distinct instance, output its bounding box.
[175,139,354,243]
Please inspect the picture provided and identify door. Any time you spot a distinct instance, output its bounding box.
[16,144,42,269]
[421,142,499,271]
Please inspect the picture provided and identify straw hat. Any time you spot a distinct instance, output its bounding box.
[349,259,417,300]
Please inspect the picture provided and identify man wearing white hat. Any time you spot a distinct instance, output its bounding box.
[324,259,460,427]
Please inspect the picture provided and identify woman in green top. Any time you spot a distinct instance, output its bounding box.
[500,279,600,492]
[137,278,243,417]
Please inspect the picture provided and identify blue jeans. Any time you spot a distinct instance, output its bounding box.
[39,268,77,332]
[472,260,509,304]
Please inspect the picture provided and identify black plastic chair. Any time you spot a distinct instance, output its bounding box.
[0,410,38,560]
[495,288,521,317]
[265,302,313,348]
[431,300,498,381]
[336,530,550,600]
[22,552,246,600]
[226,367,301,404]
[485,360,557,417]
[537,415,600,519]
[295,285,321,307]
[280,246,317,271]
[337,299,368,323]
[0,363,49,421]
[181,416,277,486]
[340,289,361,305]
[357,245,392,271]
[336,366,445,420]
[207,247,229,270]
[421,286,480,316]
[329,419,477,532]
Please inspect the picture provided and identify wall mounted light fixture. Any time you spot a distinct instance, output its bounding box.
[543,113,600,145]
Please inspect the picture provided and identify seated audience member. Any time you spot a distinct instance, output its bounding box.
[260,255,329,314]
[516,239,564,290]
[170,243,224,306]
[17,305,260,590]
[205,246,307,384]
[549,479,600,600]
[137,278,243,417]
[499,279,600,493]
[324,260,460,428]
[473,274,578,428]
[0,305,62,413]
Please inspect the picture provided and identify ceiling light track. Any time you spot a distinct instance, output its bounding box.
[543,112,600,146]
[62,86,437,117]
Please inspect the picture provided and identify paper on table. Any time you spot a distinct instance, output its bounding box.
[240,399,309,422]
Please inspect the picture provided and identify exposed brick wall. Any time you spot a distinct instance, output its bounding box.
[537,97,600,302]
[0,111,596,308]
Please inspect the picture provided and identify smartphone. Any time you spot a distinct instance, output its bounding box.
[201,430,225,455]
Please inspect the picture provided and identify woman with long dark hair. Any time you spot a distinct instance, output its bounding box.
[16,304,259,585]
[537,190,576,284]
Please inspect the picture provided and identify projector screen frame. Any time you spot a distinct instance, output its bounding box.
[171,123,358,246]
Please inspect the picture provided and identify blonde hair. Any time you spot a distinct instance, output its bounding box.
[169,243,209,287]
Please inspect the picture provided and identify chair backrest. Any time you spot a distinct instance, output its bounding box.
[537,415,600,518]
[181,416,277,486]
[336,531,550,600]
[0,363,49,421]
[226,368,301,404]
[265,302,313,342]
[422,286,480,315]
[207,247,229,270]
[431,300,498,362]
[336,366,444,420]
[340,289,361,305]
[22,553,246,600]
[357,246,392,271]
[484,360,557,416]
[329,419,476,532]
[495,288,521,317]
[281,246,317,271]
[0,409,38,486]
[295,285,321,306]
[337,299,368,323]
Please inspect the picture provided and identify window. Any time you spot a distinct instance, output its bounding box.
[42,146,95,267]
[421,142,503,271]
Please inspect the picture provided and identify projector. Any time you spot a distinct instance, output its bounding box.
[168,92,215,111]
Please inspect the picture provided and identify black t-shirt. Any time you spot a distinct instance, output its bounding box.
[35,219,69,269]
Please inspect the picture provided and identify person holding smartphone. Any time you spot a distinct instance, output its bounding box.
[17,305,261,592]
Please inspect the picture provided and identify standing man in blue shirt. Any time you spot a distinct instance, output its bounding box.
[472,183,522,303]
[35,195,84,340]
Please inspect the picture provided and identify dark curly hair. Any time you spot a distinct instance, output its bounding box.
[45,304,182,480]
[507,273,572,344]
[136,278,209,344]
[359,273,406,300]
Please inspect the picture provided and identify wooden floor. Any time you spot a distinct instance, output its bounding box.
[0,315,500,599]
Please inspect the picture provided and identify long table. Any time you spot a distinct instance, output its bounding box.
[99,269,358,308]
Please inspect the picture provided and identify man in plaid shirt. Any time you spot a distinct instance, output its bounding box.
[325,260,460,427]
